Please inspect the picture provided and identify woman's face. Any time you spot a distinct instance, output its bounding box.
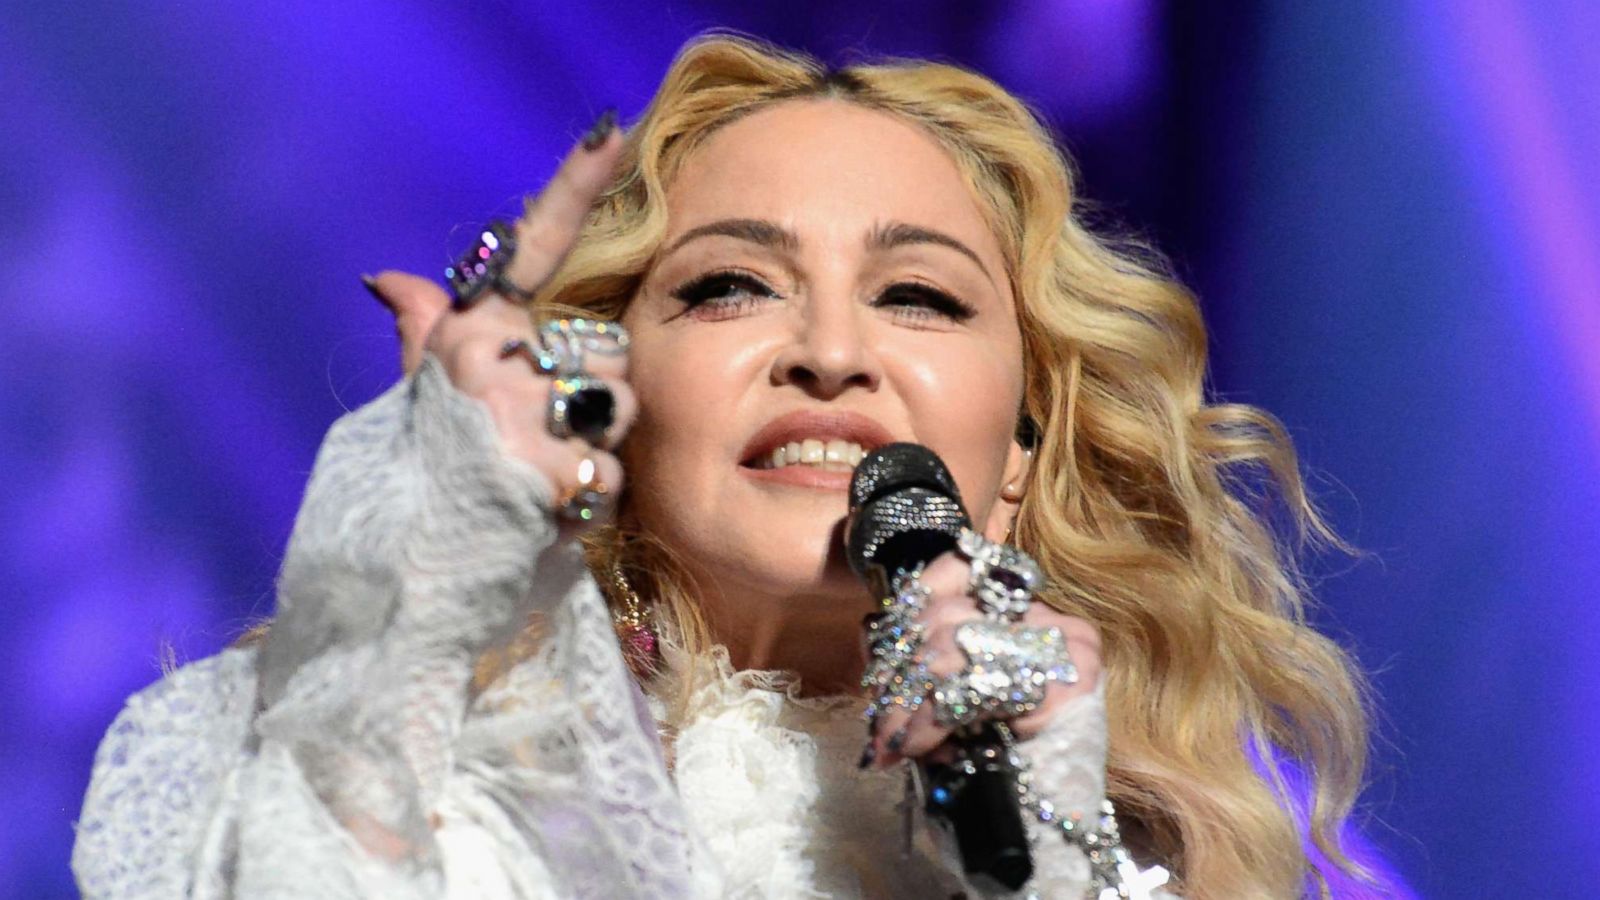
[621,99,1027,618]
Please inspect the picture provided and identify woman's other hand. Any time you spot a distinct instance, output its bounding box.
[863,550,1104,767]
[362,115,634,534]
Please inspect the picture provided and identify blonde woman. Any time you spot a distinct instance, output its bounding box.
[74,34,1374,899]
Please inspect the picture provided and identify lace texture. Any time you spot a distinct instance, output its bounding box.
[73,356,1165,898]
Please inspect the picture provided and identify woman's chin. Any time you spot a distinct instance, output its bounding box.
[720,527,869,601]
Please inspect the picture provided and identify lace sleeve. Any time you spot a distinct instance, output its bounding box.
[73,356,710,898]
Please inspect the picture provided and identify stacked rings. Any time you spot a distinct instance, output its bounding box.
[496,319,630,521]
[926,529,1077,730]
[447,216,630,523]
[498,318,630,446]
[930,619,1076,729]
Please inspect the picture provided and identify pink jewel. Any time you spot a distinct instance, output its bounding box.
[624,624,658,656]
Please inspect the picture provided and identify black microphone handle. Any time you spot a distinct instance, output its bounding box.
[920,723,1034,893]
[883,561,1034,894]
[846,443,1034,891]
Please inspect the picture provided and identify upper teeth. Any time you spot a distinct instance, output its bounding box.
[760,439,866,470]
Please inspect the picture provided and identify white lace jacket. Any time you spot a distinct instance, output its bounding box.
[72,358,1173,899]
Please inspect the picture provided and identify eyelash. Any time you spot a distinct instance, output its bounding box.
[669,271,776,321]
[669,270,978,324]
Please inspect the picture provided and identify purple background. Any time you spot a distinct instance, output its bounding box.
[5,2,1598,896]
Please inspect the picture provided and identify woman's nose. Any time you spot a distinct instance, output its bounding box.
[769,296,882,398]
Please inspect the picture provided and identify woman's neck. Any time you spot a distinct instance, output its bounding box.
[702,587,872,697]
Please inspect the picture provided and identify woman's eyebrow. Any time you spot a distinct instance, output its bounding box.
[661,217,993,282]
[868,221,992,281]
[664,218,799,255]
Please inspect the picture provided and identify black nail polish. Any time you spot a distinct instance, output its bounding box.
[581,108,617,151]
[857,744,877,769]
[886,728,907,754]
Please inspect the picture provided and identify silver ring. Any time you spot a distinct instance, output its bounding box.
[543,317,630,355]
[536,318,630,377]
[446,220,536,309]
[500,337,561,374]
[957,528,1043,621]
[930,619,1076,729]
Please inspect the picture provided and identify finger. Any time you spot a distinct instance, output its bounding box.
[450,301,632,397]
[1003,630,1102,740]
[365,270,452,376]
[921,550,970,588]
[1019,611,1103,685]
[440,320,638,447]
[547,447,625,533]
[879,698,950,767]
[503,112,624,293]
[477,367,637,459]
[861,706,910,770]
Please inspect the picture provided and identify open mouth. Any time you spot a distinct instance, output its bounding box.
[736,410,894,486]
[745,439,867,471]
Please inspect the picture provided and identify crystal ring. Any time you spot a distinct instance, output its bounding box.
[930,619,1076,729]
[445,220,535,310]
[526,318,632,379]
[548,374,617,445]
[957,528,1043,621]
[542,317,630,357]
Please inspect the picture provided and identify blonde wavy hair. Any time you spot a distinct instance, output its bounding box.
[526,33,1374,898]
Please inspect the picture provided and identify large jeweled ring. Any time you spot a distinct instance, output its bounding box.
[957,528,1043,621]
[557,455,613,522]
[446,220,533,309]
[930,619,1077,729]
[548,374,617,444]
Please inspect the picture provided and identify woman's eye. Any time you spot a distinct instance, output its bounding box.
[669,271,778,320]
[875,282,977,325]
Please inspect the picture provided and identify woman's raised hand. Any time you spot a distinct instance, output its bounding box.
[363,115,634,533]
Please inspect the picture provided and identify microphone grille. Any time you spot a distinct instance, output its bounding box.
[848,442,964,512]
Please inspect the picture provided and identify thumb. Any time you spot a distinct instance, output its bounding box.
[363,271,451,376]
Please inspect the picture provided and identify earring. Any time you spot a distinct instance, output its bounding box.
[609,563,661,679]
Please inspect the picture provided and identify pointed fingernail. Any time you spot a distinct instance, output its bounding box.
[857,744,877,770]
[886,727,908,755]
[360,274,385,301]
[581,108,617,151]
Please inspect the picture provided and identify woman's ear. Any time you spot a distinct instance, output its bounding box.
[983,440,1033,542]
